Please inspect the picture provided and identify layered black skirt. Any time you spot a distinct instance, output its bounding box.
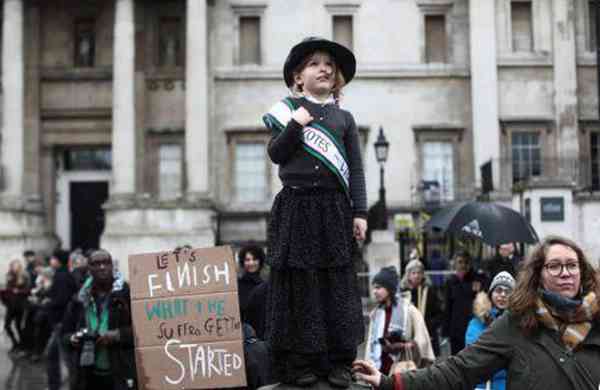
[265,187,364,377]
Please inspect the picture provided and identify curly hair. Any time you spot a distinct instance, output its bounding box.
[509,236,600,333]
[237,244,266,271]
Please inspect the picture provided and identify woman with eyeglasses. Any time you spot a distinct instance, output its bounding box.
[353,236,600,390]
[465,271,515,390]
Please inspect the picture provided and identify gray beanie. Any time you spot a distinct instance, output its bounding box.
[489,271,515,293]
[405,259,425,274]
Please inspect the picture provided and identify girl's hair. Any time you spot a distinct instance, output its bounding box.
[237,244,266,271]
[509,235,600,332]
[7,258,26,285]
[8,258,23,273]
[290,50,346,102]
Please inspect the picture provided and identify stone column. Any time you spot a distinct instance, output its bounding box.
[2,0,25,198]
[185,0,210,197]
[469,0,501,190]
[552,0,579,162]
[112,0,136,195]
[24,3,42,200]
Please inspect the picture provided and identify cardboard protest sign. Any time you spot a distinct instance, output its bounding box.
[129,246,246,390]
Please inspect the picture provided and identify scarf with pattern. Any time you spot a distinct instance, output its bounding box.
[536,291,599,350]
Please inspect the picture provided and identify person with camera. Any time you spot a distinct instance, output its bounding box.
[366,267,434,375]
[62,249,137,390]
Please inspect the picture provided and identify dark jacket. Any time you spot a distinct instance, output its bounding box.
[442,271,487,354]
[2,272,30,309]
[265,96,367,218]
[385,311,600,390]
[484,254,522,280]
[400,277,443,342]
[47,267,77,327]
[72,267,90,290]
[62,276,137,390]
[242,324,273,390]
[238,272,264,313]
[238,273,267,340]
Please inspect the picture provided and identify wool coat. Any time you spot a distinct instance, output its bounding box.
[382,311,600,390]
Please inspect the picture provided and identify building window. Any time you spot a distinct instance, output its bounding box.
[159,144,183,199]
[511,1,533,52]
[239,16,261,65]
[158,17,183,67]
[590,1,598,51]
[74,19,95,67]
[592,132,599,190]
[63,148,111,171]
[425,14,447,63]
[422,142,454,201]
[512,131,541,183]
[234,142,267,202]
[333,15,353,50]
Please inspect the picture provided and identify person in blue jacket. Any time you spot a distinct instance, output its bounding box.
[465,271,515,390]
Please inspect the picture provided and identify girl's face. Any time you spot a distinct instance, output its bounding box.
[491,286,512,310]
[294,51,337,98]
[372,284,390,304]
[243,252,260,274]
[408,270,424,287]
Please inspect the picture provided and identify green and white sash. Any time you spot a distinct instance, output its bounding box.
[263,97,350,195]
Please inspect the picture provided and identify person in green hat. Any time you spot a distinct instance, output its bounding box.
[262,37,367,388]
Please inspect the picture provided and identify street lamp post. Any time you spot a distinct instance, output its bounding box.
[374,126,390,229]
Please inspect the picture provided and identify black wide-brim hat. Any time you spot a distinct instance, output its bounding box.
[283,36,356,88]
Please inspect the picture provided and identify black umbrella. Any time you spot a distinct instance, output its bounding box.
[424,201,539,246]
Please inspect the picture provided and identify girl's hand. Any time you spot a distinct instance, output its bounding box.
[352,360,382,388]
[292,107,313,126]
[353,218,367,241]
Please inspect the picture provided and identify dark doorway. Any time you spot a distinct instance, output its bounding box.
[70,181,109,251]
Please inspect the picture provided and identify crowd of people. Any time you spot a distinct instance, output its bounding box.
[1,250,88,361]
[0,248,137,390]
[354,236,600,390]
[1,237,598,390]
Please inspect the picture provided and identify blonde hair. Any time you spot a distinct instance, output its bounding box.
[290,51,346,102]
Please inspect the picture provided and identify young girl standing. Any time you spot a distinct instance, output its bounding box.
[262,37,367,388]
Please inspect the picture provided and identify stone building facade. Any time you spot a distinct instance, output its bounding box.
[0,0,599,279]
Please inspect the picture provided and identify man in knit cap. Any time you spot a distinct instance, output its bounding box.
[400,259,443,356]
[366,267,434,374]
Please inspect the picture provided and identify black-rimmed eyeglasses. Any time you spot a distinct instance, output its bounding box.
[543,262,580,277]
